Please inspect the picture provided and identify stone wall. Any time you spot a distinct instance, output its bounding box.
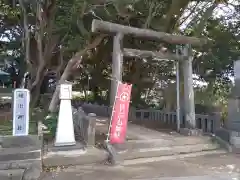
[80,103,221,134]
[72,107,96,146]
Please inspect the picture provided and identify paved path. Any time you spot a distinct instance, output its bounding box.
[0,169,24,180]
[40,153,240,180]
[95,117,181,140]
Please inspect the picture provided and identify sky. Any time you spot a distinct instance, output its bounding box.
[179,0,239,86]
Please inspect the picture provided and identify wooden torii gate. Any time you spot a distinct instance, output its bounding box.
[91,19,208,133]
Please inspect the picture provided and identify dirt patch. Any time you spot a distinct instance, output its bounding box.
[95,132,107,149]
[94,130,135,149]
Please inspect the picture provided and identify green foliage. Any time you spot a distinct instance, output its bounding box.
[44,113,58,137]
[195,77,232,120]
[73,92,95,102]
[1,0,239,110]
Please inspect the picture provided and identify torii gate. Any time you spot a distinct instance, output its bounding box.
[91,19,208,133]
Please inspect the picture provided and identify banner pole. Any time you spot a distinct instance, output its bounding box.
[104,81,120,165]
[106,81,120,143]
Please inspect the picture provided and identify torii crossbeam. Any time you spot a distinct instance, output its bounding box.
[92,20,208,46]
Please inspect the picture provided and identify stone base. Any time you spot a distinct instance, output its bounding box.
[47,142,85,153]
[179,128,203,136]
[54,141,76,147]
[229,131,240,148]
[43,141,107,167]
[0,135,42,148]
[215,128,240,153]
[0,169,25,180]
[215,128,230,143]
[0,135,42,180]
[104,142,122,165]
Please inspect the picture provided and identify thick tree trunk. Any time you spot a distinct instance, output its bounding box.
[30,78,44,108]
[48,34,107,113]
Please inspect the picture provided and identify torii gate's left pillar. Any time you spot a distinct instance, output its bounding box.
[110,33,124,108]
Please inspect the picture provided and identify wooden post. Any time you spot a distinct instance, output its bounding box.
[110,33,124,107]
[183,45,196,129]
[87,113,96,147]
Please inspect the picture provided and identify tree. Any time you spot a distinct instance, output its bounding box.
[1,0,239,113]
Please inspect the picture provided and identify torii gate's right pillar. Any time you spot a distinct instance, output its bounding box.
[181,45,200,135]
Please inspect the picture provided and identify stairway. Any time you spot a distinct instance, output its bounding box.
[95,119,227,164]
[0,135,42,179]
[113,135,226,162]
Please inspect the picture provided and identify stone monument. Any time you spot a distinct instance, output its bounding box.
[224,60,240,149]
[54,82,76,146]
[0,89,42,180]
[227,60,240,131]
[12,89,30,136]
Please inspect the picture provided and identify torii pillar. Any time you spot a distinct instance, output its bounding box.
[181,45,199,135]
[110,33,124,108]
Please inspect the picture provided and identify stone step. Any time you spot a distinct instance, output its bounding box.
[123,136,214,150]
[0,146,41,170]
[0,169,24,180]
[0,146,40,156]
[0,149,41,162]
[0,135,41,148]
[0,159,41,170]
[43,147,108,167]
[116,143,221,161]
[0,135,42,180]
[0,140,41,165]
[122,150,227,166]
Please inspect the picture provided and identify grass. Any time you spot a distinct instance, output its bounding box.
[0,119,38,136]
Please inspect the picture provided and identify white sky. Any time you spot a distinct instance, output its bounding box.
[178,1,239,86]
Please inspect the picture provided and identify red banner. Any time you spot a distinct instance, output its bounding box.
[109,82,132,144]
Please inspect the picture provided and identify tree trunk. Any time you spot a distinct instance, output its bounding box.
[48,34,107,113]
[30,78,44,108]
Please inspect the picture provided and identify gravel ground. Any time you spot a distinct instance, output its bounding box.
[39,153,240,180]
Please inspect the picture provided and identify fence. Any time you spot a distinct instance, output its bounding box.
[80,103,221,134]
[72,107,96,146]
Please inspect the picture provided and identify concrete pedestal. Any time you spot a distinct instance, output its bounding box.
[55,99,76,146]
[55,83,76,147]
[43,142,107,167]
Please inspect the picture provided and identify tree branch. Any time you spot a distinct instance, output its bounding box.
[56,46,64,79]
[193,2,217,37]
[179,2,201,26]
[19,0,31,67]
[163,0,190,32]
[48,34,107,112]
[30,0,59,93]
[143,1,155,28]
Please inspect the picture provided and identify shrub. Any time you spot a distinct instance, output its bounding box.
[44,113,58,137]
